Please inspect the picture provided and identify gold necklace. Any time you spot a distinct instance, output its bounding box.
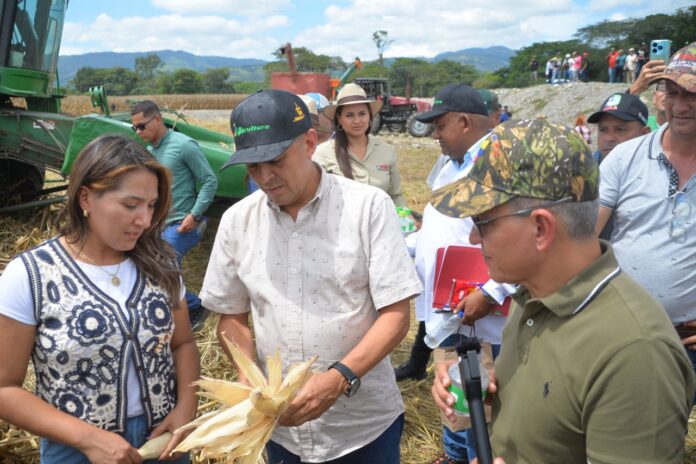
[71,245,123,286]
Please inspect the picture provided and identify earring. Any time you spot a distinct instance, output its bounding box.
[336,123,344,131]
[83,210,89,218]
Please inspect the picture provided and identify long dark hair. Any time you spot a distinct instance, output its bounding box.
[58,135,182,307]
[333,103,373,180]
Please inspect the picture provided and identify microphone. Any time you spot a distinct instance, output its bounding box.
[456,337,493,464]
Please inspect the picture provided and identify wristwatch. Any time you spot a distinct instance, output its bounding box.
[329,361,361,397]
[480,288,498,307]
[191,213,203,222]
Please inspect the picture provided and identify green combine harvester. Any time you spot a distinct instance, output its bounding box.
[0,0,247,213]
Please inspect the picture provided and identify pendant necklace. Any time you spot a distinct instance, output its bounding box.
[71,245,123,286]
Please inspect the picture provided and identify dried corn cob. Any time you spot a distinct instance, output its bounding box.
[173,335,317,462]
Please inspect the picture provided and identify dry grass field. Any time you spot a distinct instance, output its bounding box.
[1,116,696,463]
[59,94,248,116]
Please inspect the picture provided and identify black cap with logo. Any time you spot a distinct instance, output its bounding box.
[221,89,313,170]
[587,92,649,126]
[415,83,488,123]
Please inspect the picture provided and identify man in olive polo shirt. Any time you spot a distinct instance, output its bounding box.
[430,119,695,463]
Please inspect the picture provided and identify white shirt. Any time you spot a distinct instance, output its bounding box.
[409,138,516,344]
[200,169,422,461]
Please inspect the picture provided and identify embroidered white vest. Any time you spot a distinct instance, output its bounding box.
[21,238,177,432]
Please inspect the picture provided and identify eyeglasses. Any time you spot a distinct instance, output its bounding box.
[668,191,691,239]
[131,115,157,132]
[472,197,574,237]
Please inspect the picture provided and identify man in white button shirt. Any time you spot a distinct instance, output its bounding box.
[398,83,515,464]
[200,89,422,464]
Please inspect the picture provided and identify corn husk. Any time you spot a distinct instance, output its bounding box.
[173,335,317,462]
[138,432,173,460]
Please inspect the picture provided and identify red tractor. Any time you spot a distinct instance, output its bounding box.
[354,77,433,137]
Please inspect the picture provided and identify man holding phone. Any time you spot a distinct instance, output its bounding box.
[596,42,696,376]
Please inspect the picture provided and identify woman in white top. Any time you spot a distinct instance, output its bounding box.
[0,135,199,463]
[313,83,406,207]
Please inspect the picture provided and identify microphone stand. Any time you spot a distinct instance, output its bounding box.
[456,338,492,464]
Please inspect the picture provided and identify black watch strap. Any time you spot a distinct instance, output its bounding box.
[330,361,360,397]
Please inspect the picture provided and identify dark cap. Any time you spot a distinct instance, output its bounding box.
[415,83,488,123]
[431,119,598,219]
[587,92,649,126]
[221,89,313,170]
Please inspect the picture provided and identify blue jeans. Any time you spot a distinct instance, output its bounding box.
[608,67,616,83]
[163,220,206,312]
[265,413,404,464]
[40,414,190,463]
[440,335,501,462]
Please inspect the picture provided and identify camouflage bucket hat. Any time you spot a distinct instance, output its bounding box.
[431,119,599,219]
[649,41,696,92]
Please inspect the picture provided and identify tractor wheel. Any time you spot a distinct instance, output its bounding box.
[370,113,382,135]
[0,159,45,208]
[407,113,433,137]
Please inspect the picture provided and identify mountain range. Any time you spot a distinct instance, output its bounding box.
[57,50,266,83]
[57,46,516,84]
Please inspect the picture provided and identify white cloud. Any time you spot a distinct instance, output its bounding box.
[62,13,288,58]
[587,0,644,12]
[150,0,291,16]
[294,0,581,61]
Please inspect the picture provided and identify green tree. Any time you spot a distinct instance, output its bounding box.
[203,67,233,93]
[350,61,390,81]
[574,19,636,48]
[72,67,102,93]
[263,46,346,85]
[233,81,264,94]
[372,30,393,66]
[170,68,203,94]
[135,54,162,84]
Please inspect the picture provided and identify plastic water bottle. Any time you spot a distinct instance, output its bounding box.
[424,312,464,349]
[396,207,416,235]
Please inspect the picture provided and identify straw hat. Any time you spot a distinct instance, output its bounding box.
[323,83,383,120]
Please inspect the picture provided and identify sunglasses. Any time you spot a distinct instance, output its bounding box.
[668,191,691,239]
[131,115,157,132]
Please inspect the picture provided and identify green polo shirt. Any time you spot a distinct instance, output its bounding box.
[150,130,218,224]
[491,242,694,464]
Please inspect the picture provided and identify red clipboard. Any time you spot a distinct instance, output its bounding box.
[432,245,511,316]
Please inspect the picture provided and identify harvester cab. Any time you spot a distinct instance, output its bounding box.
[0,0,248,213]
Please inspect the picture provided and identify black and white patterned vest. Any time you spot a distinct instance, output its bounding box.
[21,238,178,432]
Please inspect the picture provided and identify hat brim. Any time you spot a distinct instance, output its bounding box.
[415,108,448,123]
[220,138,294,171]
[323,99,383,120]
[587,109,643,124]
[649,73,696,93]
[430,175,514,219]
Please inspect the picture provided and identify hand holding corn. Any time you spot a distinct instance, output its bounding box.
[172,335,317,462]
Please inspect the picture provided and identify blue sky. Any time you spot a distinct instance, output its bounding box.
[61,0,692,61]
